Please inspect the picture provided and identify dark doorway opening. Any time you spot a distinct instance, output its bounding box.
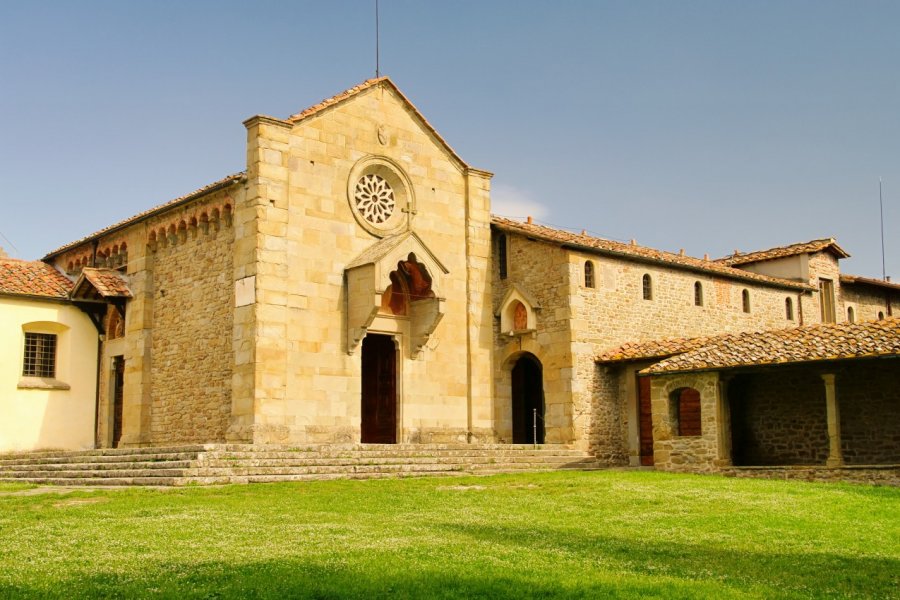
[511,353,544,444]
[361,334,397,443]
[112,356,125,448]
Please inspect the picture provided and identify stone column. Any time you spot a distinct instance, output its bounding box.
[821,373,844,466]
[120,243,153,447]
[715,374,733,467]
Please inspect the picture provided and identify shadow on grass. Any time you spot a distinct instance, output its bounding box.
[435,521,899,598]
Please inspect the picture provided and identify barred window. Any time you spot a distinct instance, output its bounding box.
[642,274,653,300]
[785,297,794,320]
[742,289,751,313]
[23,333,56,378]
[694,281,703,306]
[498,234,508,279]
[584,261,595,288]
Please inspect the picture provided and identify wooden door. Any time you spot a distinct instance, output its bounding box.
[361,334,397,443]
[112,356,125,448]
[638,376,654,466]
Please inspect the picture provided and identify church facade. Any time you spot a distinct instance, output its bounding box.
[9,78,897,474]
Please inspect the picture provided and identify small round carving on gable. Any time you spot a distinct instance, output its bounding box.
[354,174,395,224]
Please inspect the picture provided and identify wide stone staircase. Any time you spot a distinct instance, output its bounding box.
[0,444,603,486]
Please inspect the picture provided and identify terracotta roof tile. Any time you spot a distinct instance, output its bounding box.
[43,172,246,259]
[840,273,900,292]
[717,238,849,266]
[491,217,813,291]
[0,258,72,299]
[644,318,900,374]
[596,334,740,363]
[73,268,132,299]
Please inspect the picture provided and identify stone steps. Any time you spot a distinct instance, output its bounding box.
[0,444,603,486]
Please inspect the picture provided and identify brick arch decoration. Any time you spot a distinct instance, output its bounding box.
[145,197,234,253]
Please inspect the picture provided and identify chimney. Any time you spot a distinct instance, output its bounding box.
[679,248,685,256]
[704,253,709,261]
[526,216,533,224]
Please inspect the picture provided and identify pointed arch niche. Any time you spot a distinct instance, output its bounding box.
[496,284,540,337]
[345,231,448,358]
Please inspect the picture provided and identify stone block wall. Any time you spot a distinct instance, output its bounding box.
[838,361,900,464]
[650,372,722,472]
[239,82,492,445]
[728,370,829,466]
[492,232,575,444]
[841,282,897,322]
[148,209,234,444]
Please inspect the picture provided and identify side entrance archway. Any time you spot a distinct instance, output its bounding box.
[511,353,544,444]
[361,334,397,443]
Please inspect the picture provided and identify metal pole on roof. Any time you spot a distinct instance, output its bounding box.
[880,178,886,281]
[375,0,380,78]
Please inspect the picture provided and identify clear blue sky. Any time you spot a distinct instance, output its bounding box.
[1,1,897,278]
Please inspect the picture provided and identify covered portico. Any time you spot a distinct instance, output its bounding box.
[636,319,899,479]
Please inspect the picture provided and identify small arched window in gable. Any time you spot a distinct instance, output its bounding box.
[498,234,508,280]
[642,274,653,300]
[584,261,595,288]
[671,387,702,437]
[785,297,794,320]
[742,289,751,313]
[694,281,703,306]
[847,306,855,323]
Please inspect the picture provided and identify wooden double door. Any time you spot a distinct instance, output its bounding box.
[361,334,397,443]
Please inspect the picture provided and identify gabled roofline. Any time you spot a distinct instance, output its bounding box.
[43,173,246,260]
[717,237,850,266]
[246,77,486,175]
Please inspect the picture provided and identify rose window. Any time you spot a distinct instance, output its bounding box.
[354,174,395,224]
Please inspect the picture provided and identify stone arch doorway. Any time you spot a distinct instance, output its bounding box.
[511,353,545,444]
[361,334,397,443]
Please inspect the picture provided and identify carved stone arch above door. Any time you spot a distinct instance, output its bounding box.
[345,231,448,358]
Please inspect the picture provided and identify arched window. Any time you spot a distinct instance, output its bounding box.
[498,234,507,279]
[584,261,595,288]
[642,274,653,300]
[742,289,751,313]
[878,311,885,320]
[847,306,855,323]
[694,281,703,306]
[785,297,794,320]
[671,388,701,437]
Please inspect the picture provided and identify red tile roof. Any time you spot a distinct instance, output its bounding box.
[72,268,132,299]
[0,258,72,299]
[491,217,813,291]
[643,318,900,374]
[43,172,246,260]
[840,273,900,292]
[717,238,849,266]
[596,334,741,363]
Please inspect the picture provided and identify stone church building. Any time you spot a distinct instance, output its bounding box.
[9,78,899,476]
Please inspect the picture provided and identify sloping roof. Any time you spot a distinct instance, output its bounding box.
[644,318,900,374]
[717,238,850,266]
[346,231,449,274]
[491,217,813,291]
[71,268,132,300]
[286,77,471,171]
[0,258,72,299]
[596,334,740,364]
[43,172,246,260]
[840,273,900,292]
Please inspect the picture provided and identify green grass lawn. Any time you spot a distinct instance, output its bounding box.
[0,471,897,599]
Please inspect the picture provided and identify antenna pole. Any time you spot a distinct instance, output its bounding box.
[375,0,380,78]
[881,178,886,280]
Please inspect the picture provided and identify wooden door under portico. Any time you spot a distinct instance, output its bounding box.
[638,376,654,465]
[112,355,125,448]
[511,353,544,444]
[361,334,397,443]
